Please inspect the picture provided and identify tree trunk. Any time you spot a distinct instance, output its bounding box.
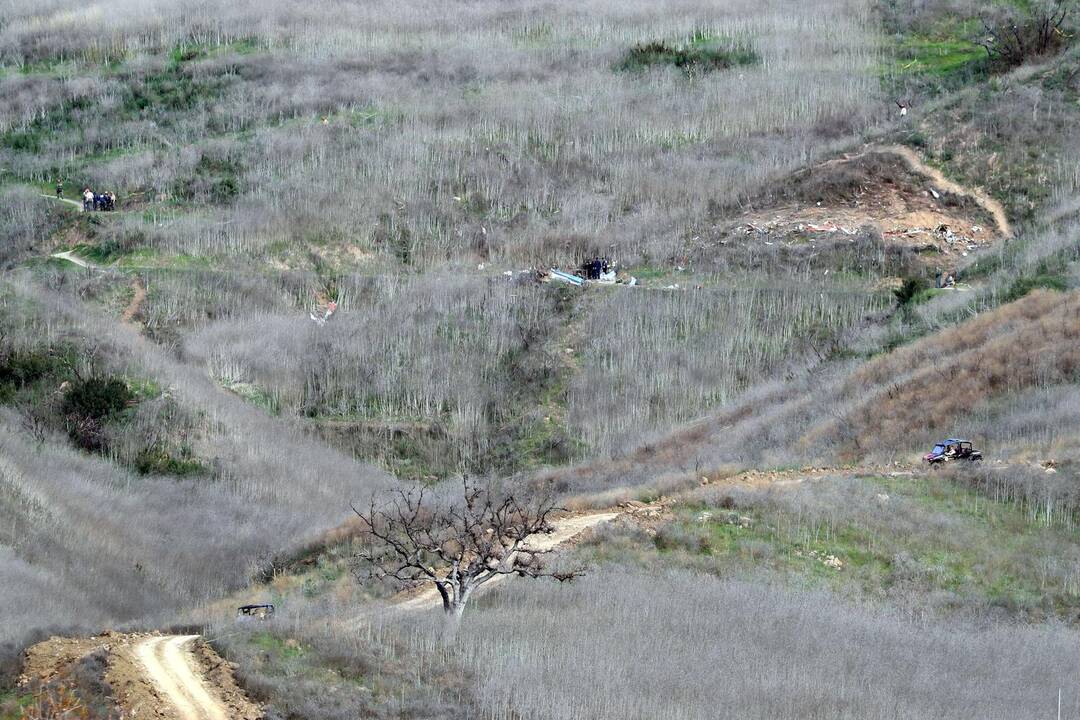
[441,580,473,642]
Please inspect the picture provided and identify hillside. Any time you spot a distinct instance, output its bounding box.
[1,0,1079,718]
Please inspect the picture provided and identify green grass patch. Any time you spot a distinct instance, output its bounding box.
[222,380,282,416]
[617,31,758,77]
[0,689,34,719]
[894,35,987,79]
[592,472,1080,619]
[910,287,946,305]
[134,446,208,477]
[251,631,306,661]
[1003,269,1069,302]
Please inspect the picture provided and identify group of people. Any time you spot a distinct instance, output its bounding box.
[57,178,117,212]
[82,187,116,212]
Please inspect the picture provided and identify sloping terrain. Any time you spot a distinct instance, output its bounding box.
[18,633,258,720]
[540,289,1078,499]
[0,0,1079,719]
[710,145,1010,267]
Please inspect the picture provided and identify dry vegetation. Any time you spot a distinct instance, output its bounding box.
[826,289,1079,457]
[0,0,882,267]
[0,274,393,647]
[210,563,1080,720]
[0,0,1078,717]
[0,0,897,478]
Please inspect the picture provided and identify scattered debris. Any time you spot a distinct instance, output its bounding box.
[542,256,637,288]
[310,290,339,326]
[548,268,586,286]
[310,301,337,325]
[795,549,844,569]
[619,499,665,518]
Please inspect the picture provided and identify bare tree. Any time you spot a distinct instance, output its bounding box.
[18,399,51,446]
[978,1,1073,68]
[351,479,581,624]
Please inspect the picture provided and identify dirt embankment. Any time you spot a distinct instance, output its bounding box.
[21,632,260,720]
[702,144,1012,269]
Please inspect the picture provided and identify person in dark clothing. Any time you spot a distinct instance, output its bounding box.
[55,178,63,199]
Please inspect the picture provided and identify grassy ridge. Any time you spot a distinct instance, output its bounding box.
[624,472,1080,619]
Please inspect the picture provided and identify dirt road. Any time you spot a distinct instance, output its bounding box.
[133,635,230,720]
[50,249,96,268]
[22,632,259,720]
[40,194,84,211]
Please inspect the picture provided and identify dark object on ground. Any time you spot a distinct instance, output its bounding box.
[924,438,982,465]
[237,604,275,620]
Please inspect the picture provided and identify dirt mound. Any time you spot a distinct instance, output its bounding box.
[697,146,1010,273]
[20,632,261,720]
[741,149,1000,252]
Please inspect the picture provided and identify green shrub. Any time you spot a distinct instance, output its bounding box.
[618,33,758,77]
[0,351,61,400]
[1003,272,1068,302]
[977,3,1075,70]
[134,447,207,476]
[62,377,132,420]
[893,276,926,306]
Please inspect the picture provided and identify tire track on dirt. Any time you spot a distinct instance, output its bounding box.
[50,249,97,268]
[40,194,85,211]
[134,635,228,720]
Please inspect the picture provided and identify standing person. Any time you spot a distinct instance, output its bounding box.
[55,178,63,199]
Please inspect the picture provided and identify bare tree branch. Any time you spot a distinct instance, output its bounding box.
[350,478,583,621]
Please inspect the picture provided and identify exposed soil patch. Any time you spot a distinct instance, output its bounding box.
[695,146,1010,273]
[122,276,147,325]
[20,632,261,720]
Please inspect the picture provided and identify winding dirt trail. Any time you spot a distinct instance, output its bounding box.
[883,144,1013,238]
[820,145,1013,238]
[133,635,229,720]
[40,194,85,211]
[123,276,147,324]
